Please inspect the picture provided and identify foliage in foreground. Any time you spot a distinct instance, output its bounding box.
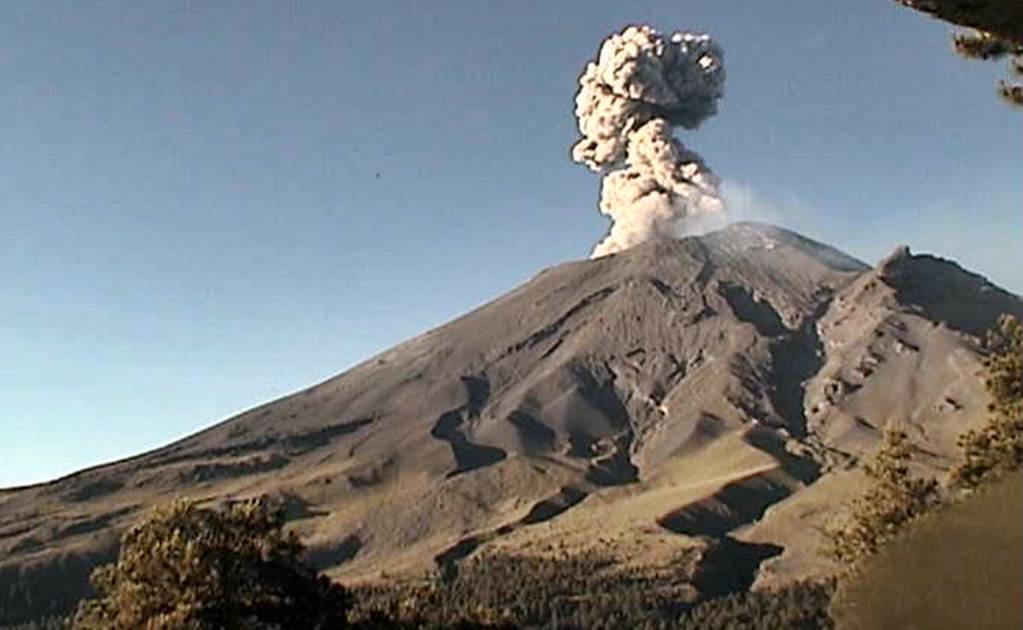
[830,471,1023,630]
[950,314,1023,490]
[952,30,1023,107]
[71,499,350,630]
[824,427,938,566]
[12,538,835,629]
[895,0,1023,106]
[895,0,1023,42]
[826,314,1023,627]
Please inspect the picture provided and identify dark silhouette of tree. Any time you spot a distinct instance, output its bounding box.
[71,499,350,630]
[896,0,1023,106]
[952,31,1023,106]
[895,0,1023,42]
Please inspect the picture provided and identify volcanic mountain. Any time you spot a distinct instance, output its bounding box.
[2,222,1021,623]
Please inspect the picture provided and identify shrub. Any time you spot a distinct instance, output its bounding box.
[824,427,938,565]
[830,471,1023,630]
[71,499,350,630]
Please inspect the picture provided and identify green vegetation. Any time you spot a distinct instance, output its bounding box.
[824,427,938,565]
[71,499,350,630]
[354,551,694,629]
[951,314,1023,489]
[354,552,833,629]
[7,527,836,629]
[830,471,1023,630]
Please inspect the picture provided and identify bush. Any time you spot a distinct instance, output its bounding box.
[824,427,938,565]
[71,499,350,630]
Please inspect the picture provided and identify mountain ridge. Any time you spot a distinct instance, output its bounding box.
[2,222,1020,624]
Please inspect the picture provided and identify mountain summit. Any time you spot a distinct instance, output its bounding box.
[2,223,1020,623]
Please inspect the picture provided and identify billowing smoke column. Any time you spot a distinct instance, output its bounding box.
[571,25,726,258]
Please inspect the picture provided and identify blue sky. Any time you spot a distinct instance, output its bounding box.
[2,1,1020,487]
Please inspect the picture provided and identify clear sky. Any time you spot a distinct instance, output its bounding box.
[2,1,1020,488]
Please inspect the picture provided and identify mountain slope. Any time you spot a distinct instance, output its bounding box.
[1,222,1019,623]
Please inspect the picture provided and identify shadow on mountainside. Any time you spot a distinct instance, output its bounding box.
[431,376,507,478]
[690,536,784,599]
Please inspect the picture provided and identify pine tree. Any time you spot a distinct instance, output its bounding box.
[950,314,1023,490]
[895,0,1023,107]
[952,31,1023,107]
[895,0,1023,43]
[825,427,939,566]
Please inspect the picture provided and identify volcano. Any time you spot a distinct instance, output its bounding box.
[2,222,1021,623]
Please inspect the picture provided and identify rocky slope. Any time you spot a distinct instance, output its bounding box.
[1,222,1020,623]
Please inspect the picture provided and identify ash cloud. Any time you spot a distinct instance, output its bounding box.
[571,25,726,258]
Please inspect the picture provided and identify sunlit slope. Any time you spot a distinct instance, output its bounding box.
[1,222,1020,624]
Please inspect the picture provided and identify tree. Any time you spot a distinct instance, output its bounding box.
[72,499,351,630]
[952,31,1023,107]
[830,471,1023,630]
[825,427,938,566]
[950,314,1023,490]
[894,0,1023,43]
[895,0,1023,107]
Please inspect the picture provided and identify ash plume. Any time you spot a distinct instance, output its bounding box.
[571,25,726,257]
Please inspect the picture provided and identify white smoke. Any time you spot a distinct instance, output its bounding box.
[571,25,726,258]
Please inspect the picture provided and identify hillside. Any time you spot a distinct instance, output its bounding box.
[831,471,1023,630]
[2,222,1020,624]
